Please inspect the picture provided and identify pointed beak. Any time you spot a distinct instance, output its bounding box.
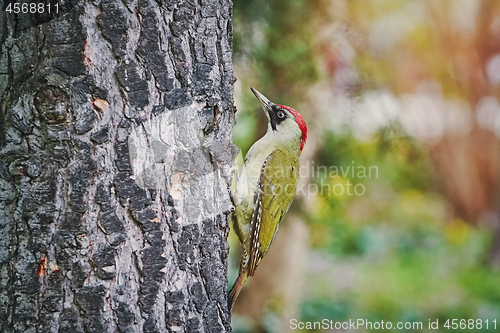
[251,87,274,118]
[251,87,279,131]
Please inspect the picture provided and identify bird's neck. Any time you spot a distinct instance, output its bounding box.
[262,129,302,156]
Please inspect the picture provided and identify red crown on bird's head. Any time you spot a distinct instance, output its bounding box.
[278,104,307,153]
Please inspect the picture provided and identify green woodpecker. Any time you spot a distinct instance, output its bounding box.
[229,87,307,310]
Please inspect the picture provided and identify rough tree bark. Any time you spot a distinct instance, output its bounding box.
[0,0,236,332]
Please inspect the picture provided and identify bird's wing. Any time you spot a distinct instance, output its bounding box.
[248,149,299,276]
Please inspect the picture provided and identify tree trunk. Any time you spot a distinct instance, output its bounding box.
[0,0,236,332]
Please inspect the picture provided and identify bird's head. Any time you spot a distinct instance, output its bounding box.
[251,87,308,154]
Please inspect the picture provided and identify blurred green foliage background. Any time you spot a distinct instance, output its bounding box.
[230,0,500,332]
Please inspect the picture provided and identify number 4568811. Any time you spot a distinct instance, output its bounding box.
[444,319,497,330]
[5,3,59,14]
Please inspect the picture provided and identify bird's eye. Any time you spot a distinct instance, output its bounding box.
[277,110,286,119]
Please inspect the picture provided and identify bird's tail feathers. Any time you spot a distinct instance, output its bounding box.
[228,271,248,311]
